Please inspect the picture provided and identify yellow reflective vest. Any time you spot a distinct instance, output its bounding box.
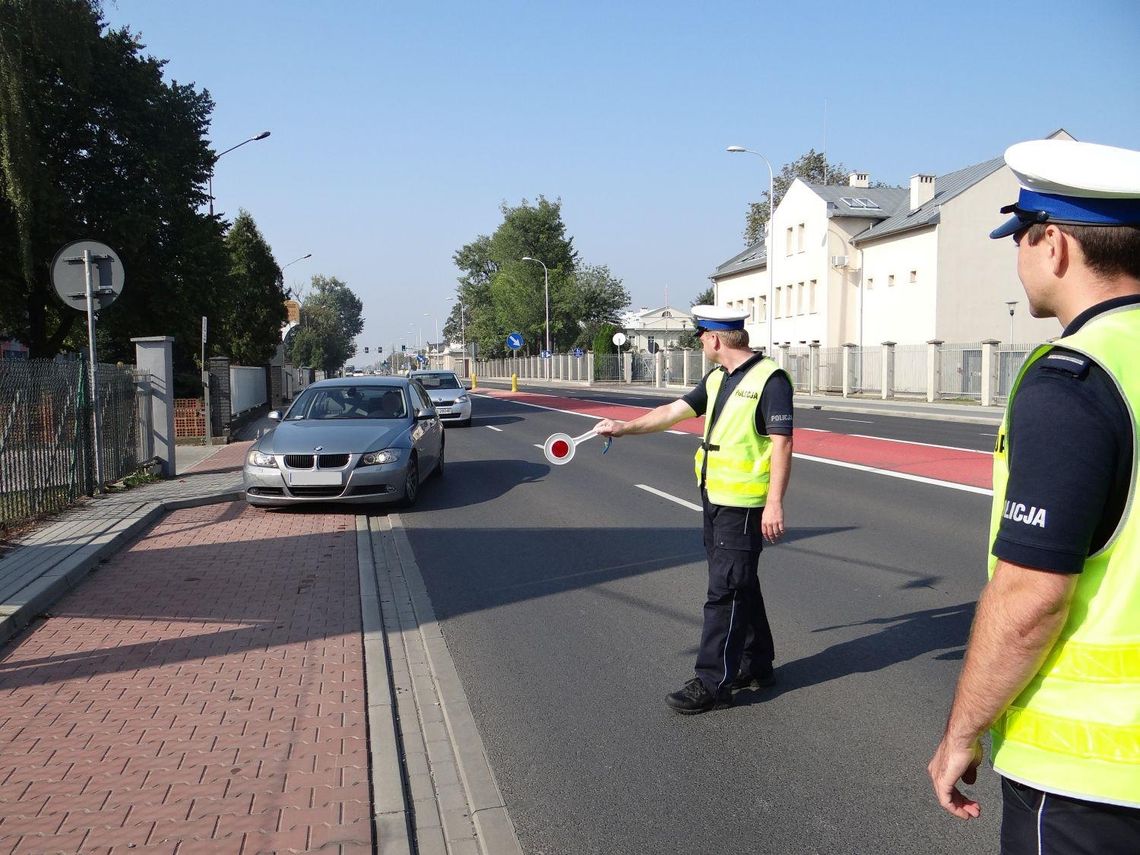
[693,358,784,508]
[989,304,1140,807]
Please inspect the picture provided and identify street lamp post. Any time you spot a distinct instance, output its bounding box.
[727,145,775,358]
[521,256,551,354]
[1005,301,1018,344]
[209,130,271,217]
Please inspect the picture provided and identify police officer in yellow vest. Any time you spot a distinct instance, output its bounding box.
[928,139,1140,852]
[593,306,794,714]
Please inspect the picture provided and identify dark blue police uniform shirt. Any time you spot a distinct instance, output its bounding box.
[993,295,1139,574]
[681,352,794,436]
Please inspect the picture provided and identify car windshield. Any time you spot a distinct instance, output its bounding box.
[285,386,407,420]
[413,373,461,390]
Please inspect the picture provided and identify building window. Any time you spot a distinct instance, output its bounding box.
[796,223,805,253]
[910,269,918,284]
[888,274,896,287]
[786,227,794,256]
[647,335,656,353]
[785,287,793,317]
[747,297,755,321]
[758,295,767,322]
[796,282,804,315]
[809,279,817,313]
[774,287,782,318]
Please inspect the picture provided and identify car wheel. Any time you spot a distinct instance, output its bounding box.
[400,456,419,508]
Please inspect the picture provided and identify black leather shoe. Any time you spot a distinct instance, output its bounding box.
[729,665,776,691]
[666,678,733,714]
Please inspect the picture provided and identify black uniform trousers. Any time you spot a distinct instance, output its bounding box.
[694,493,775,694]
[1001,778,1140,854]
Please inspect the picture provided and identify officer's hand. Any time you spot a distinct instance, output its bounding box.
[761,502,785,543]
[594,419,623,437]
[927,735,983,819]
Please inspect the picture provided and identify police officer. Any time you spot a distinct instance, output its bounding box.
[593,306,794,714]
[928,139,1140,852]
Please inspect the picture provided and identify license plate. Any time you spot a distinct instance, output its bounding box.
[288,470,343,486]
[436,407,452,414]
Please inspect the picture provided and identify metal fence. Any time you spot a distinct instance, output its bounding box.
[0,359,140,529]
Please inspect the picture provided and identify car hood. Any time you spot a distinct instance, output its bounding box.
[426,389,463,401]
[258,420,409,454]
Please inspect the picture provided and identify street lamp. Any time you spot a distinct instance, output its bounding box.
[282,252,311,269]
[727,145,775,358]
[1005,301,1018,344]
[209,130,271,217]
[521,256,551,354]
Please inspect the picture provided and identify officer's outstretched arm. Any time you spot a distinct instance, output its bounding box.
[593,399,695,438]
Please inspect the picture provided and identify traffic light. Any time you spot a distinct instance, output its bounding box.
[401,345,406,351]
[364,347,369,353]
[377,346,383,353]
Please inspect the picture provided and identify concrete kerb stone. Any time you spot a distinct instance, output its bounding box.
[388,518,524,855]
[356,516,414,855]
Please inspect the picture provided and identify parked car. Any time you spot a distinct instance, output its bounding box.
[243,377,443,508]
[408,370,472,427]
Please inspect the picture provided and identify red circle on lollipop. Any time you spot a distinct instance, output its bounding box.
[551,439,570,459]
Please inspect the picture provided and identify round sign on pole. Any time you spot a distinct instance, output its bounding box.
[506,332,524,351]
[50,240,125,311]
[612,332,627,347]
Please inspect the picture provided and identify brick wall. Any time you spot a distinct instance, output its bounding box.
[174,398,204,438]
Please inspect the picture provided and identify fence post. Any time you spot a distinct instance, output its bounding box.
[779,343,790,372]
[683,350,691,386]
[881,341,896,400]
[623,351,633,385]
[808,342,820,395]
[842,343,856,397]
[981,339,1000,406]
[655,350,663,387]
[926,340,943,403]
[131,336,176,477]
[587,352,595,386]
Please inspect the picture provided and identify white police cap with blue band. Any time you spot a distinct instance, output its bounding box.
[990,140,1140,239]
[691,305,749,331]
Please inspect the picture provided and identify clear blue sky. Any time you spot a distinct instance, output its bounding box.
[102,0,1140,358]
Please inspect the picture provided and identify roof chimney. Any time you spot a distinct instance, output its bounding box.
[910,174,935,209]
[848,171,870,188]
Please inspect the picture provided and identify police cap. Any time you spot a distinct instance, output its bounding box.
[990,140,1140,239]
[691,305,749,332]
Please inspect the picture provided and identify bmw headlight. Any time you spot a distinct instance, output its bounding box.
[247,449,277,468]
[360,449,400,466]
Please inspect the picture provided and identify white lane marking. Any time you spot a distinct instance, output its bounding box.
[666,429,688,435]
[635,484,702,512]
[793,453,993,495]
[830,417,873,424]
[979,432,997,437]
[486,425,503,432]
[849,433,989,455]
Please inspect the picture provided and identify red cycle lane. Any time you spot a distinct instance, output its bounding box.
[478,389,993,491]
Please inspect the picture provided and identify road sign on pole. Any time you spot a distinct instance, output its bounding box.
[50,240,126,495]
[506,332,524,351]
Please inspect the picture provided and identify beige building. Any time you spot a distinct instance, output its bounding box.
[711,131,1073,350]
[620,305,694,353]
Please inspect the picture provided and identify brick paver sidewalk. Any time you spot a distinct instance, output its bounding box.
[0,502,367,854]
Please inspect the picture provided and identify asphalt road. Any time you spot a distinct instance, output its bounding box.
[400,392,1001,854]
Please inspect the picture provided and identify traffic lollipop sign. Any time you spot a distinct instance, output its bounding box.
[542,429,611,465]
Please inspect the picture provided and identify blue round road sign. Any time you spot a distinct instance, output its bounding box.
[506,332,524,350]
[540,350,551,359]
[572,347,584,358]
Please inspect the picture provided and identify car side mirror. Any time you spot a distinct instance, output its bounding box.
[268,410,282,421]
[415,409,436,421]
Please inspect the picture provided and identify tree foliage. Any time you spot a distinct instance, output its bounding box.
[743,149,852,244]
[0,1,286,376]
[287,275,364,375]
[221,210,286,364]
[451,197,628,358]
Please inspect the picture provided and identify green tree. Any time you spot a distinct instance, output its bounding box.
[288,275,364,375]
[742,149,852,244]
[219,210,286,364]
[0,1,224,364]
[568,264,629,348]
